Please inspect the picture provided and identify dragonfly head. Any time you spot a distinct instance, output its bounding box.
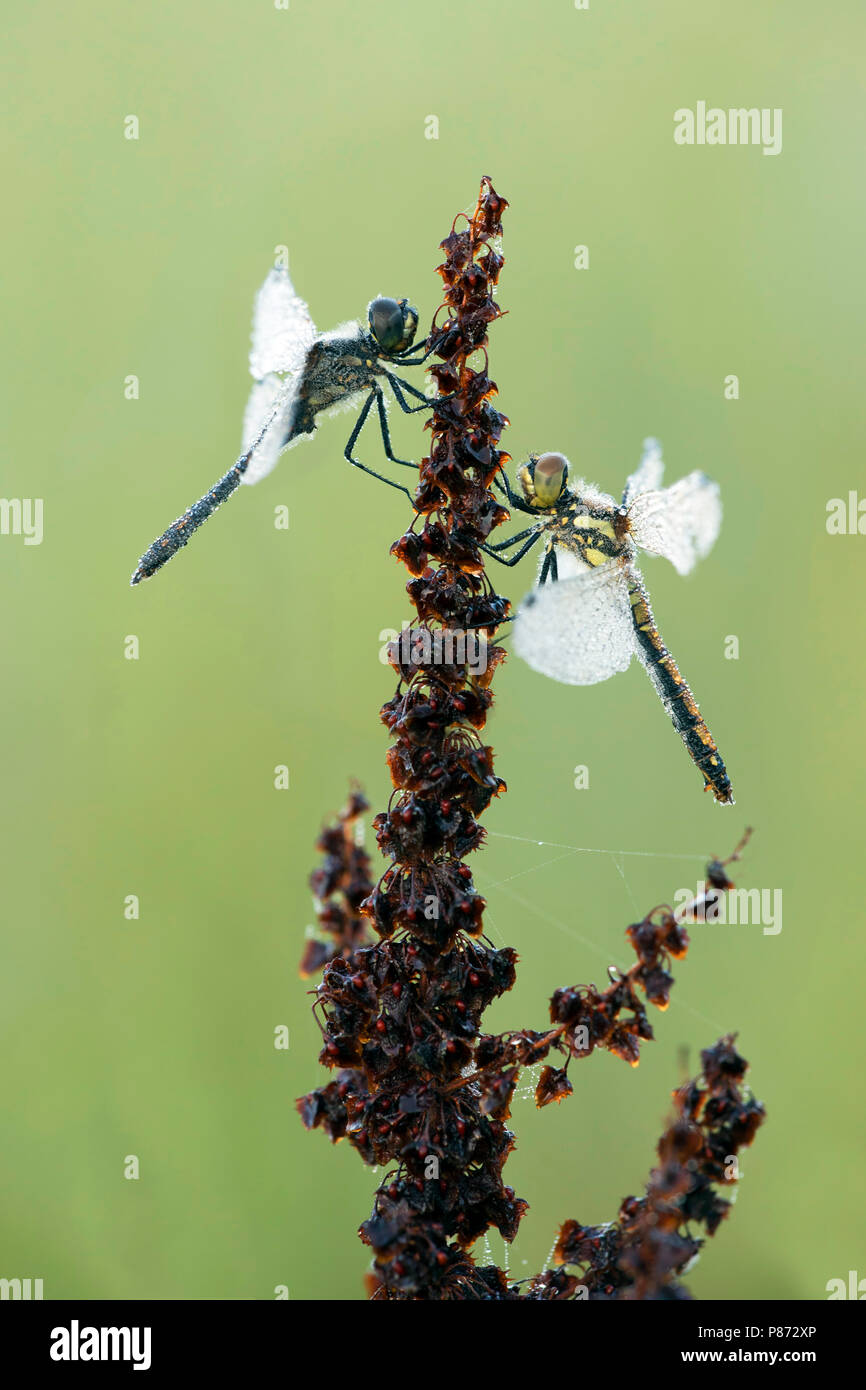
[518,452,569,508]
[368,297,419,355]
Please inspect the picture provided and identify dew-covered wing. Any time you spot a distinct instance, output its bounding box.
[622,437,665,506]
[239,373,301,486]
[513,560,635,686]
[627,471,721,575]
[249,266,317,380]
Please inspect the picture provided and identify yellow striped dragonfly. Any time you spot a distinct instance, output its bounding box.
[486,440,733,804]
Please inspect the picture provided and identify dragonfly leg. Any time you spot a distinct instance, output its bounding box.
[389,353,432,368]
[385,371,461,415]
[481,532,542,566]
[538,547,559,585]
[385,372,437,413]
[484,525,540,552]
[493,467,536,515]
[461,614,514,632]
[392,334,447,366]
[344,389,417,500]
[368,385,423,474]
[539,544,558,583]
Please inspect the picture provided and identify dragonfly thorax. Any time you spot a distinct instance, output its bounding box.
[548,495,628,568]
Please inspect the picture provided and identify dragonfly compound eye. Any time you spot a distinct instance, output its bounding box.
[531,452,569,507]
[368,297,418,354]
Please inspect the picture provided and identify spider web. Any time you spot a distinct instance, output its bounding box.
[476,827,728,1047]
[467,827,727,1278]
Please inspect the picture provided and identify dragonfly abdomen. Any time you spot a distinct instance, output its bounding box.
[628,577,734,805]
[130,458,247,584]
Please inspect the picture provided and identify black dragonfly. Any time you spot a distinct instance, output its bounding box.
[130,265,434,584]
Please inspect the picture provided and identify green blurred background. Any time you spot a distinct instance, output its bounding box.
[2,0,863,1301]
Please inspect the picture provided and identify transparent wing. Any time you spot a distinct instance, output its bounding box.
[513,559,635,686]
[240,374,300,486]
[249,266,317,380]
[622,437,665,506]
[627,471,721,575]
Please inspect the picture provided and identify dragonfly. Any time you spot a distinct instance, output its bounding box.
[130,266,435,584]
[484,439,734,804]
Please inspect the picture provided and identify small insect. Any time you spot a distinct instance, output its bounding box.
[130,266,434,584]
[484,439,734,803]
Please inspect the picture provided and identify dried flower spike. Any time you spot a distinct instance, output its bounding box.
[297,180,764,1301]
